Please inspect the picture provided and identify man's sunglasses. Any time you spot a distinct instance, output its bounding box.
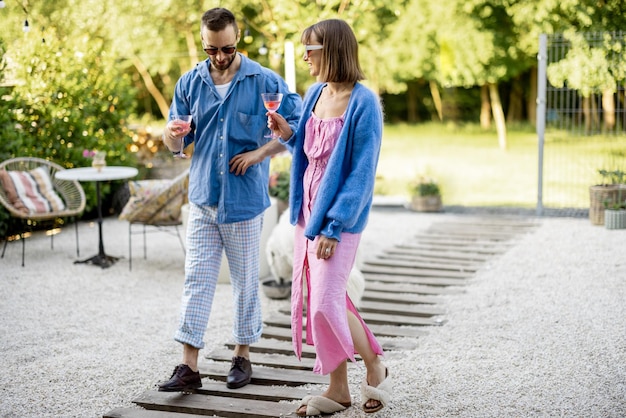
[204,46,237,56]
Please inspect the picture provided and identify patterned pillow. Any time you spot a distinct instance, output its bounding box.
[0,166,66,215]
[118,179,184,224]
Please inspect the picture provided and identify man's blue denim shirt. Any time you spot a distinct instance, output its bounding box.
[169,54,301,223]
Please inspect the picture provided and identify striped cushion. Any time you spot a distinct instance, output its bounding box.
[0,166,66,214]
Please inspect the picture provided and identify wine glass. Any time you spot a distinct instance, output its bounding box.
[171,115,192,158]
[261,93,283,139]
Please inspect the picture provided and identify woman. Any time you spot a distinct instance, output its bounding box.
[268,19,391,416]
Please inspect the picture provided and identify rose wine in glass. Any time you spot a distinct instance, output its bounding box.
[170,115,192,158]
[261,93,283,139]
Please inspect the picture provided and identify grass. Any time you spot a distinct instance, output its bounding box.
[375,123,626,209]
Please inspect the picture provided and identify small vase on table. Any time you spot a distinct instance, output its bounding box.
[92,151,106,172]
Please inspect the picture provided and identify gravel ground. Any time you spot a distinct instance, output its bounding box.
[0,206,624,417]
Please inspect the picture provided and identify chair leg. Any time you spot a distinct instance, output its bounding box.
[75,220,80,257]
[1,236,7,259]
[174,225,186,255]
[21,231,25,267]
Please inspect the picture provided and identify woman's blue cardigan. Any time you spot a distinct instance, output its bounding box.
[282,82,383,241]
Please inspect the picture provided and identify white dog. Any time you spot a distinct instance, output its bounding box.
[265,209,365,307]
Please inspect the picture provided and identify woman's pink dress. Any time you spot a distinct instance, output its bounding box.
[291,113,383,375]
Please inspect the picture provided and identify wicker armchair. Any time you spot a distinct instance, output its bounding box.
[0,157,86,266]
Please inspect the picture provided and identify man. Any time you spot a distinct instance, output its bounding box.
[159,7,301,391]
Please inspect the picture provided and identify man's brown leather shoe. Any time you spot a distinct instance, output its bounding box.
[226,356,252,389]
[158,364,202,392]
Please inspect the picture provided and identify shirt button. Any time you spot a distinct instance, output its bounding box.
[220,171,224,175]
[219,153,223,158]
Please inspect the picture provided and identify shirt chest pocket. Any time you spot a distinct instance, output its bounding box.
[230,112,266,147]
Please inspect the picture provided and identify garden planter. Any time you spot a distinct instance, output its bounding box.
[589,185,620,225]
[604,209,626,230]
[410,195,442,212]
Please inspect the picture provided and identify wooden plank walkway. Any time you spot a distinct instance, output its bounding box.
[103,216,539,418]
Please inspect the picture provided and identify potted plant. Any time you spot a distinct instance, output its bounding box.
[408,177,442,212]
[590,169,623,226]
[603,171,626,229]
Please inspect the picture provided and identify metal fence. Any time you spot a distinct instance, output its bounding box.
[536,32,626,216]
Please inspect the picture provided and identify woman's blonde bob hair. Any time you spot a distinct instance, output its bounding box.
[301,19,365,83]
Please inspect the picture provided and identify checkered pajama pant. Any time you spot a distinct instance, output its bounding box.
[174,203,263,349]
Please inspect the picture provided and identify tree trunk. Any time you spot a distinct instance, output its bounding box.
[132,54,171,118]
[591,94,600,132]
[480,84,491,129]
[506,77,524,123]
[407,81,419,123]
[488,83,507,150]
[602,89,616,132]
[429,80,443,121]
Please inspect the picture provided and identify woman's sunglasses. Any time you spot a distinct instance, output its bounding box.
[303,44,323,58]
[204,46,237,56]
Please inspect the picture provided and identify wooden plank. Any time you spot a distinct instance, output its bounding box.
[263,319,429,340]
[133,391,295,418]
[362,271,468,286]
[206,347,315,371]
[199,362,328,386]
[376,252,482,268]
[104,407,209,418]
[367,324,429,338]
[194,381,320,402]
[361,264,470,279]
[376,338,419,351]
[440,217,539,226]
[424,229,520,239]
[262,325,296,341]
[361,289,442,304]
[409,234,510,246]
[396,241,509,254]
[358,311,443,326]
[364,257,479,273]
[274,308,440,327]
[390,245,496,259]
[430,220,538,230]
[263,314,296,329]
[358,300,445,317]
[223,338,318,358]
[364,281,463,295]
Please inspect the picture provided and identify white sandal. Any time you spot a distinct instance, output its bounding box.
[361,368,392,413]
[296,395,351,416]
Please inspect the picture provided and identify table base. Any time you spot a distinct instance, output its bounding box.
[74,253,119,269]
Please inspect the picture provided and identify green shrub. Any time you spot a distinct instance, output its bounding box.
[0,29,137,237]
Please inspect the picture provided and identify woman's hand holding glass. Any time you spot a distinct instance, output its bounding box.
[167,115,192,158]
[266,112,293,141]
